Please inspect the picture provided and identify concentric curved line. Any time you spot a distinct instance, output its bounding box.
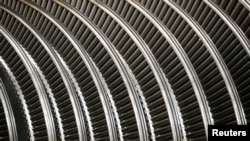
[20,0,124,140]
[0,26,57,141]
[204,0,250,57]
[128,0,214,138]
[0,1,248,141]
[0,5,91,141]
[0,57,35,141]
[0,79,17,141]
[89,0,187,140]
[165,0,247,125]
[51,0,156,140]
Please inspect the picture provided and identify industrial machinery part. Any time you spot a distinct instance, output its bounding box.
[0,0,249,140]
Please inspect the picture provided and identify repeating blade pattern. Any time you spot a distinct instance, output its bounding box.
[0,0,249,141]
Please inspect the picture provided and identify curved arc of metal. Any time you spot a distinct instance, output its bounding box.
[53,0,155,140]
[89,0,187,140]
[0,26,57,141]
[21,1,124,140]
[239,0,250,11]
[204,0,250,57]
[0,57,35,141]
[165,0,247,125]
[128,0,214,138]
[0,79,18,141]
[0,5,90,141]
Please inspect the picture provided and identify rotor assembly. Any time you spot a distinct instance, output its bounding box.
[0,0,249,140]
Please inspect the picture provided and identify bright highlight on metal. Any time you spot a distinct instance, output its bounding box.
[0,0,249,141]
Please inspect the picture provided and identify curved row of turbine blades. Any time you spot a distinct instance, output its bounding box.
[0,0,249,140]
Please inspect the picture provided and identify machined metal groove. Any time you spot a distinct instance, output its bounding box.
[174,0,249,123]
[52,1,156,141]
[145,1,231,130]
[16,1,94,140]
[0,57,34,141]
[21,1,122,140]
[210,1,250,40]
[89,0,186,140]
[0,27,57,141]
[0,5,90,141]
[204,0,250,57]
[111,8,205,139]
[0,80,17,141]
[128,0,214,138]
[165,0,247,125]
[200,1,250,121]
[0,1,249,140]
[1,30,47,140]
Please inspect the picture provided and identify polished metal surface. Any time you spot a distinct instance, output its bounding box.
[0,0,249,141]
